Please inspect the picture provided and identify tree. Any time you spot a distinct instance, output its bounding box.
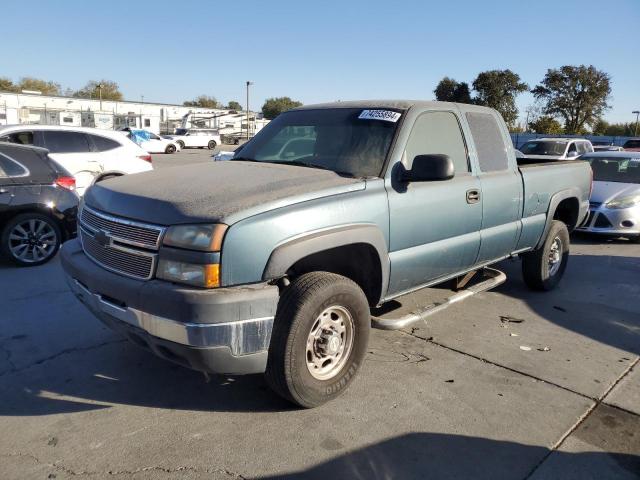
[17,77,61,95]
[528,116,563,135]
[472,69,528,127]
[227,101,242,111]
[434,77,472,103]
[73,80,123,101]
[183,95,220,109]
[532,65,611,135]
[261,97,303,119]
[0,77,18,92]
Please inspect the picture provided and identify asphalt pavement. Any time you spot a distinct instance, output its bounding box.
[0,151,638,479]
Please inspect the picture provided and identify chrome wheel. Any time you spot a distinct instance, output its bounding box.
[306,305,355,381]
[548,236,562,276]
[8,219,58,263]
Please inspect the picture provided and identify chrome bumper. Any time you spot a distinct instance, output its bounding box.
[66,276,274,355]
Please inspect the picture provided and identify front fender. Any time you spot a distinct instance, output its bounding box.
[263,224,390,301]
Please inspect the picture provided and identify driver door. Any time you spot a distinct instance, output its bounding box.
[386,109,482,296]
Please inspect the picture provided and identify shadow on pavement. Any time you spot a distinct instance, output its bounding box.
[253,432,640,480]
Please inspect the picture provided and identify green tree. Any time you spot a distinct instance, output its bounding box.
[532,65,611,134]
[227,101,242,111]
[261,97,303,119]
[591,119,609,136]
[73,80,123,101]
[17,77,61,95]
[528,116,563,134]
[0,77,18,92]
[472,69,528,127]
[183,95,220,109]
[434,77,472,103]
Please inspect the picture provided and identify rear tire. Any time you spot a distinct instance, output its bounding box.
[207,140,217,149]
[265,272,370,408]
[522,220,570,291]
[176,140,185,149]
[165,144,176,154]
[1,213,61,267]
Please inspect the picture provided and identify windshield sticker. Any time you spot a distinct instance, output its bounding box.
[358,110,401,123]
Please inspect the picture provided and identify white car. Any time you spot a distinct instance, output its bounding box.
[120,129,181,154]
[519,138,594,161]
[166,128,221,150]
[0,125,153,195]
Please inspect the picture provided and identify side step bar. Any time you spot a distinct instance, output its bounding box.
[371,267,506,331]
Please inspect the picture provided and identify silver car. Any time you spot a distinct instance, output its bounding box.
[578,151,640,242]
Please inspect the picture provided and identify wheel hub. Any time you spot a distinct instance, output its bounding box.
[548,236,562,276]
[305,305,355,381]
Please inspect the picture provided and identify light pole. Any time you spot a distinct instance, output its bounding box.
[246,81,253,140]
[97,83,103,111]
[633,111,640,137]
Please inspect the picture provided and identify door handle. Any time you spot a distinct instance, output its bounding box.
[466,189,480,204]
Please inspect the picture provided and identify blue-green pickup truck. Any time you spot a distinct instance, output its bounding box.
[61,100,591,407]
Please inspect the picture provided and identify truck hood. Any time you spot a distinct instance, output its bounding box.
[591,181,640,204]
[84,161,365,225]
[521,154,564,161]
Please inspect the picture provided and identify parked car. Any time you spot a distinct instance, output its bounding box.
[623,138,640,152]
[0,125,153,195]
[1,143,78,266]
[165,128,221,150]
[119,128,181,154]
[519,138,593,161]
[593,145,623,152]
[577,151,640,242]
[61,100,591,408]
[212,150,235,161]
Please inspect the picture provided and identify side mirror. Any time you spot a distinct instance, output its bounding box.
[403,154,455,182]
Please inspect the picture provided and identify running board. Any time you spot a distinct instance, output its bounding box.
[371,267,507,331]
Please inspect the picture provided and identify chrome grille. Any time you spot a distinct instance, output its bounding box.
[80,228,156,280]
[80,206,164,249]
[78,206,165,280]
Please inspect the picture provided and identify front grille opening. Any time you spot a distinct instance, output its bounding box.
[594,214,613,229]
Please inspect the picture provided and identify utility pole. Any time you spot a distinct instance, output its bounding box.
[246,81,253,140]
[633,111,640,137]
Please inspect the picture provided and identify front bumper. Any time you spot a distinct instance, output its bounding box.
[576,206,640,237]
[60,239,279,374]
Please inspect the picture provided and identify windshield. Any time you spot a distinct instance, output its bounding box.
[233,108,402,177]
[587,157,640,183]
[174,128,188,135]
[520,141,567,156]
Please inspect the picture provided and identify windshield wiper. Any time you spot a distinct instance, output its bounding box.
[265,160,355,177]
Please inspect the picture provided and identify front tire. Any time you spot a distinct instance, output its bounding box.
[165,144,176,154]
[1,213,62,267]
[522,220,570,291]
[265,272,370,408]
[207,140,217,149]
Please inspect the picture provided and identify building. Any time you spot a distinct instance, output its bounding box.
[0,91,268,137]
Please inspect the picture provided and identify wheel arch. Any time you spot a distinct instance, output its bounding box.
[263,224,389,306]
[536,188,583,249]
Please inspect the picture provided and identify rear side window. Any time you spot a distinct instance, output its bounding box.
[0,131,35,145]
[466,112,509,172]
[405,111,469,173]
[90,134,121,152]
[43,131,91,153]
[0,152,29,177]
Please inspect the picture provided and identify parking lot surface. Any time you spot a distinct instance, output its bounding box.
[0,151,639,479]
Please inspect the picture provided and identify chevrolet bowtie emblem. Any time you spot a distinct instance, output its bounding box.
[94,229,112,248]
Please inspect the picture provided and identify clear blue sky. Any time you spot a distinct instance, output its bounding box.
[3,0,639,124]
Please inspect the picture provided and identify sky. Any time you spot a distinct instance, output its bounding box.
[3,0,639,124]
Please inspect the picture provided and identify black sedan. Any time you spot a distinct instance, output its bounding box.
[0,143,79,266]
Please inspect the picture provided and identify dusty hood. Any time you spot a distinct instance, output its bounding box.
[591,181,640,204]
[522,154,564,161]
[84,161,364,225]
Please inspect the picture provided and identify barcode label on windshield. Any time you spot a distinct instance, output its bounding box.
[358,110,401,122]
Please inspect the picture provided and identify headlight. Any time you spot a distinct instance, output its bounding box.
[605,194,640,209]
[157,259,219,288]
[163,224,227,251]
